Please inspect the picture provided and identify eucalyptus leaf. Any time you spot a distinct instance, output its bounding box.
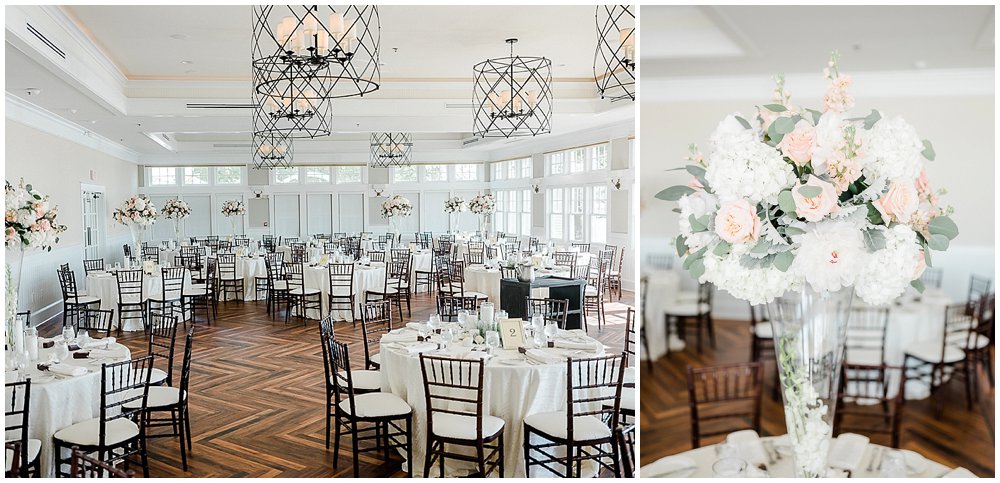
[713,240,731,257]
[689,258,706,279]
[773,251,795,272]
[777,190,797,214]
[863,109,882,130]
[921,140,936,161]
[735,116,752,130]
[924,246,933,267]
[762,104,787,112]
[862,228,887,252]
[671,208,681,214]
[767,122,784,144]
[782,226,806,236]
[688,214,708,232]
[750,240,771,256]
[928,216,958,240]
[686,165,706,177]
[675,235,687,258]
[772,116,797,135]
[655,185,694,201]
[927,233,950,251]
[797,185,822,198]
[805,108,823,125]
[911,279,926,293]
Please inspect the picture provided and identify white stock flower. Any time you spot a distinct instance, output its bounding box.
[855,225,921,305]
[862,115,924,182]
[705,136,796,203]
[811,112,845,174]
[792,220,867,293]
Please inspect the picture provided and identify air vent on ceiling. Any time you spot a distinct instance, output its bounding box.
[160,133,172,142]
[461,136,485,147]
[186,103,257,109]
[26,23,66,59]
[213,143,253,148]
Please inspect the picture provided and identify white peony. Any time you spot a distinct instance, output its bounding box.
[792,220,867,292]
[854,225,922,305]
[17,209,37,227]
[862,115,924,182]
[705,136,795,203]
[811,111,845,174]
[134,197,146,210]
[702,248,799,305]
[709,114,757,147]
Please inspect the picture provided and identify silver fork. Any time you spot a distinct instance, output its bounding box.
[866,447,881,473]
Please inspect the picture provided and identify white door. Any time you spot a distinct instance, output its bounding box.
[81,189,104,260]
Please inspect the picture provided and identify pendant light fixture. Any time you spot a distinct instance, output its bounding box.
[594,5,635,102]
[472,38,553,138]
[369,132,413,168]
[251,131,294,169]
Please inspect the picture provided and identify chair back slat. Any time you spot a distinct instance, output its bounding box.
[526,297,569,329]
[420,355,486,438]
[361,300,393,368]
[553,251,578,278]
[846,307,890,364]
[76,308,115,337]
[99,356,153,446]
[566,354,625,440]
[686,362,763,447]
[147,313,179,384]
[5,379,31,476]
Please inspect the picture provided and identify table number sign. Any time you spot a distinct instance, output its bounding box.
[499,318,526,348]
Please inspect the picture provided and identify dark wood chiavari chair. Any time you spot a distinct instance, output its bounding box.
[122,244,132,260]
[614,425,635,478]
[57,265,101,328]
[485,245,502,261]
[582,257,609,332]
[184,257,216,325]
[971,292,995,386]
[465,251,485,266]
[368,250,386,263]
[528,237,539,253]
[669,283,715,354]
[552,251,578,279]
[115,269,146,335]
[646,253,674,271]
[75,308,115,338]
[83,258,105,275]
[52,356,154,477]
[418,232,433,250]
[920,267,944,289]
[5,379,39,477]
[686,362,763,448]
[328,337,412,477]
[419,354,504,477]
[846,306,890,365]
[436,273,483,320]
[15,310,30,328]
[319,325,381,450]
[69,447,134,478]
[360,300,393,370]
[234,235,250,248]
[217,253,244,302]
[328,263,356,325]
[6,441,22,478]
[904,303,979,414]
[834,364,906,448]
[265,253,290,319]
[390,248,410,265]
[333,232,347,240]
[525,297,569,330]
[147,267,185,324]
[290,242,308,263]
[571,242,591,253]
[142,246,160,262]
[609,246,625,301]
[146,313,179,387]
[467,241,485,258]
[523,354,626,477]
[284,261,322,325]
[324,241,339,254]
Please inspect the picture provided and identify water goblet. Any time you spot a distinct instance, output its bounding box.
[543,321,558,343]
[485,330,501,355]
[62,325,76,345]
[440,328,454,350]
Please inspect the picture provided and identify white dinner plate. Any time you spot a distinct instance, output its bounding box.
[497,358,524,365]
[901,449,927,475]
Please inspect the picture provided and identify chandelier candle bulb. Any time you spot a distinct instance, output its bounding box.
[329,13,344,36]
[316,30,328,54]
[527,90,538,109]
[303,13,317,34]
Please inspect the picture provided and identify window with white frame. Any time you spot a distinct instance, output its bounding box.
[424,165,448,182]
[215,166,242,184]
[274,167,299,184]
[546,184,607,244]
[568,187,585,241]
[544,143,610,176]
[521,158,533,178]
[495,189,532,237]
[492,163,505,181]
[494,191,506,233]
[335,166,363,184]
[148,167,177,186]
[183,167,210,185]
[521,190,532,236]
[591,144,608,170]
[490,158,531,181]
[454,164,478,181]
[548,187,563,240]
[591,185,608,244]
[393,165,417,182]
[304,166,331,183]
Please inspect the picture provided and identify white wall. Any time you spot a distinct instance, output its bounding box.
[5,120,138,324]
[641,87,995,319]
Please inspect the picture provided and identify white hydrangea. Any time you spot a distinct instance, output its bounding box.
[706,125,795,203]
[862,115,924,182]
[702,249,799,305]
[677,190,718,251]
[792,220,867,293]
[855,225,921,305]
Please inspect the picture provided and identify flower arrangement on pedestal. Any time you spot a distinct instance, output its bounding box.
[444,196,465,233]
[657,52,958,477]
[468,193,496,235]
[221,200,246,238]
[161,199,191,244]
[114,194,158,261]
[6,179,66,349]
[381,195,412,237]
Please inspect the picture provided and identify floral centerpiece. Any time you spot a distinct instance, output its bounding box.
[381,195,412,238]
[161,199,191,244]
[5,179,67,349]
[444,196,465,233]
[468,193,496,235]
[657,52,957,477]
[114,194,158,261]
[221,199,245,238]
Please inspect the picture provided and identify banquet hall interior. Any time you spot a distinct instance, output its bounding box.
[4,5,637,478]
[638,5,995,478]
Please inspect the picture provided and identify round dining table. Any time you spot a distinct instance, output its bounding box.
[85,268,192,332]
[463,265,573,304]
[300,262,387,321]
[379,324,608,477]
[5,337,132,477]
[640,432,961,478]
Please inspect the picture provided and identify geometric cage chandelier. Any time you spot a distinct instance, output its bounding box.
[472,38,553,138]
[252,130,294,170]
[594,5,635,102]
[369,132,413,168]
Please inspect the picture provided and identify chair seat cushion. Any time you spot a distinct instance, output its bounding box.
[121,386,186,409]
[220,275,241,281]
[432,412,505,440]
[752,322,773,339]
[665,302,710,317]
[677,290,699,302]
[961,334,991,350]
[466,291,489,300]
[623,366,636,386]
[845,349,883,366]
[72,295,101,304]
[4,438,40,471]
[183,288,208,297]
[271,281,289,291]
[523,411,612,441]
[585,286,599,297]
[338,392,411,418]
[336,369,381,391]
[53,418,140,446]
[905,340,966,364]
[290,287,321,296]
[149,367,168,385]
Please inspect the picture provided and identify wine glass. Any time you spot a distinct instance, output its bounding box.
[485,330,501,355]
[417,324,431,341]
[712,458,746,478]
[428,315,441,333]
[55,341,70,363]
[62,325,76,345]
[440,327,454,350]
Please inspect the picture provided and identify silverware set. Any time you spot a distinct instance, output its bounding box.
[866,447,884,473]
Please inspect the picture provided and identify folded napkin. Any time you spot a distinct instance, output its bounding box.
[828,433,869,471]
[88,348,126,359]
[406,322,429,332]
[726,429,769,466]
[400,342,438,355]
[641,455,697,478]
[942,467,977,478]
[524,349,562,365]
[381,333,419,343]
[553,339,601,351]
[84,337,116,349]
[47,363,88,377]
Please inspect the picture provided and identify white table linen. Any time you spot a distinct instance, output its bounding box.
[5,340,131,477]
[85,270,192,332]
[300,263,387,321]
[379,326,607,477]
[219,257,267,302]
[640,269,686,359]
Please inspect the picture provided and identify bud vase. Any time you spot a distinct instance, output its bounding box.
[766,286,853,478]
[5,246,25,350]
[129,224,146,262]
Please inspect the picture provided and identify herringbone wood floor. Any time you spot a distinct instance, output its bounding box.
[639,318,996,477]
[49,289,634,477]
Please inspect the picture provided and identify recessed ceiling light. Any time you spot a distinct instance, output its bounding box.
[914,60,928,69]
[69,108,78,114]
[180,60,194,65]
[90,120,97,124]
[169,33,188,40]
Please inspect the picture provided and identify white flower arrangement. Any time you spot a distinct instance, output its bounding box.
[381,195,413,219]
[658,52,958,306]
[468,194,496,216]
[5,178,66,251]
[221,199,246,217]
[113,194,158,227]
[444,196,466,214]
[161,199,192,219]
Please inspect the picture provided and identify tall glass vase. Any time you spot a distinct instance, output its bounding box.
[766,286,853,477]
[174,218,184,246]
[5,246,25,350]
[449,213,458,234]
[229,217,237,241]
[129,223,146,263]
